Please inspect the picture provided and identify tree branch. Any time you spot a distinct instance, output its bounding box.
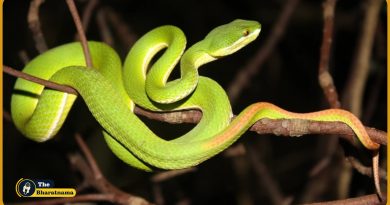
[66,0,93,68]
[79,0,98,33]
[306,193,385,205]
[4,64,387,147]
[28,0,48,53]
[318,0,340,108]
[3,65,78,95]
[96,8,114,46]
[341,0,383,117]
[227,0,300,104]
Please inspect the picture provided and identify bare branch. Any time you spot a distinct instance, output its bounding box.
[3,65,78,95]
[247,145,293,205]
[80,0,98,33]
[66,0,93,68]
[74,133,103,180]
[70,135,154,205]
[151,168,197,183]
[227,0,300,104]
[104,7,138,50]
[347,156,387,180]
[318,0,340,108]
[3,64,387,147]
[28,0,48,53]
[96,8,114,46]
[3,110,12,122]
[313,0,346,198]
[306,193,385,205]
[18,50,30,65]
[342,0,383,117]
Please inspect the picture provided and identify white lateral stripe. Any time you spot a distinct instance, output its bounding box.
[162,49,183,84]
[142,43,168,78]
[43,93,68,141]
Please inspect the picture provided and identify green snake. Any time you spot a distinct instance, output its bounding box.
[11,20,379,174]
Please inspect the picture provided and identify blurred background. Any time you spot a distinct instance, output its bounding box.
[3,0,387,204]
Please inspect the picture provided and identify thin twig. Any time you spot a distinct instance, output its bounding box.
[341,0,383,117]
[306,193,385,205]
[68,153,110,193]
[309,155,332,177]
[318,0,340,108]
[347,156,387,180]
[311,0,344,198]
[361,22,386,124]
[362,67,385,124]
[361,21,386,123]
[151,168,197,183]
[3,65,78,95]
[339,0,384,199]
[80,0,98,33]
[73,0,98,40]
[70,137,153,205]
[247,145,293,205]
[66,0,93,67]
[134,106,202,124]
[18,50,30,65]
[74,133,103,180]
[231,154,254,205]
[152,184,164,205]
[69,153,124,195]
[3,110,12,122]
[28,0,48,53]
[227,0,300,104]
[104,7,138,49]
[223,144,247,157]
[96,8,114,46]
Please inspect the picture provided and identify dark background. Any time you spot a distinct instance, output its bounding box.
[3,0,387,204]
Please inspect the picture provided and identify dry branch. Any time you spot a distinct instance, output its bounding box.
[318,0,340,108]
[151,168,197,183]
[342,0,383,117]
[227,0,300,104]
[307,193,385,205]
[80,0,98,33]
[311,0,346,199]
[104,7,138,48]
[3,65,78,95]
[3,65,387,147]
[96,8,114,46]
[28,0,48,53]
[66,0,93,68]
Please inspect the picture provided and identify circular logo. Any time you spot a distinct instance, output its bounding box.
[16,178,36,197]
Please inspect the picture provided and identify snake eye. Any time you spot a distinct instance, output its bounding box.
[243,29,250,36]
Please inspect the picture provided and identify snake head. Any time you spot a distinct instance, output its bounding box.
[204,19,261,58]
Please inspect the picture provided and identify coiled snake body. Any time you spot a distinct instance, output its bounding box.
[11,20,379,192]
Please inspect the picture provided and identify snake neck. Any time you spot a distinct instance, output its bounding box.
[145,38,218,105]
[153,42,217,104]
[181,41,217,70]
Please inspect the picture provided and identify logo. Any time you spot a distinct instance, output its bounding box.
[16,178,76,197]
[17,179,35,197]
